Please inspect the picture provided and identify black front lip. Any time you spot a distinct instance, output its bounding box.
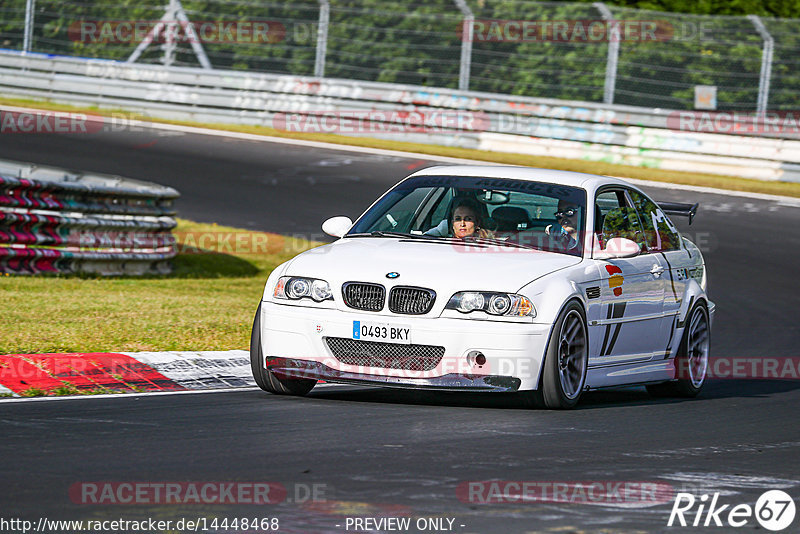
[266,357,521,392]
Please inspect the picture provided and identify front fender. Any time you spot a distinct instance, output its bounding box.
[518,264,595,326]
[261,260,292,302]
[518,273,590,391]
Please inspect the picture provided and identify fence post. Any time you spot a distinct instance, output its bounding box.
[315,0,330,77]
[747,15,774,115]
[127,0,210,68]
[453,0,473,92]
[175,0,211,69]
[161,0,178,67]
[593,2,619,105]
[22,0,35,53]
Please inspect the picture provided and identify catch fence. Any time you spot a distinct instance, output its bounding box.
[1,0,794,112]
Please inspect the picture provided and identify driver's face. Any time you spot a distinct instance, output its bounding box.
[556,203,579,234]
[452,206,477,238]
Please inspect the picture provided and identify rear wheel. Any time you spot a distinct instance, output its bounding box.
[525,301,588,409]
[647,302,709,398]
[250,303,316,396]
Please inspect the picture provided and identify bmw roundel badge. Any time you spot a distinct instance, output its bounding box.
[386,272,400,279]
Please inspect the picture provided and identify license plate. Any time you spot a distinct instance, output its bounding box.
[352,321,411,344]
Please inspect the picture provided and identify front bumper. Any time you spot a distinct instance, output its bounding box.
[267,357,522,392]
[259,300,551,391]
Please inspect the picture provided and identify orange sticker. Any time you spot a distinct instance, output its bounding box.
[605,265,624,296]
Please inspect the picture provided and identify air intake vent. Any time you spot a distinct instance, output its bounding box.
[325,337,444,371]
[388,286,436,315]
[342,282,385,312]
[586,286,601,299]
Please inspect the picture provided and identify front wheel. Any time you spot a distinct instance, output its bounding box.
[647,302,709,398]
[525,301,588,409]
[250,303,316,396]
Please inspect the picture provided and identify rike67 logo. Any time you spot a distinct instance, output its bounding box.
[668,490,796,531]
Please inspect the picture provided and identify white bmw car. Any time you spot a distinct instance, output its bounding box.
[251,166,713,408]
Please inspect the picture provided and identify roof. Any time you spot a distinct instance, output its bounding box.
[408,165,633,191]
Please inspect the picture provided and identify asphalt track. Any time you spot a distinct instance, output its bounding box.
[2,125,800,533]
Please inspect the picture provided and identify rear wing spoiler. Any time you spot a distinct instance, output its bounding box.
[657,201,699,225]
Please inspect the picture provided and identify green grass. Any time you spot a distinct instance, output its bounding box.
[17,384,125,397]
[19,387,48,397]
[1,219,321,354]
[3,95,800,198]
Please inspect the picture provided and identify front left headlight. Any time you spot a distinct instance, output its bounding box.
[446,291,535,317]
[274,276,333,302]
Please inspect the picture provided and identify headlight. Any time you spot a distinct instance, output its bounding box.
[456,292,484,313]
[274,276,333,302]
[488,294,511,315]
[446,291,535,317]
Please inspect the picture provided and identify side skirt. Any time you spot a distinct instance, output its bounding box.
[585,359,676,389]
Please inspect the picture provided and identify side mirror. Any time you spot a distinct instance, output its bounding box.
[322,216,353,238]
[595,237,641,260]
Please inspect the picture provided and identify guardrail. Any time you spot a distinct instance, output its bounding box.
[1,50,799,182]
[3,1,795,112]
[0,159,179,275]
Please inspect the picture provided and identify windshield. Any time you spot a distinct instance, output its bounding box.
[347,175,587,256]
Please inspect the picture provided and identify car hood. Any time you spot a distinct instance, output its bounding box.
[285,237,582,295]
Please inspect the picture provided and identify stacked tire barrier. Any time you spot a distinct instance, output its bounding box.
[0,160,179,275]
[2,50,800,182]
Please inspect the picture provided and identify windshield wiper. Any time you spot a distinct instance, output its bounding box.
[347,232,537,249]
[463,236,537,250]
[347,231,445,240]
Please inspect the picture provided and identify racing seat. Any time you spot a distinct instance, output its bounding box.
[491,207,532,232]
[595,203,605,248]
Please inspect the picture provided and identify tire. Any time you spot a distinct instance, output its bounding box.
[250,303,316,396]
[647,302,709,398]
[525,301,588,409]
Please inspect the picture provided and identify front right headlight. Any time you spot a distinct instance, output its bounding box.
[274,276,333,302]
[445,291,535,317]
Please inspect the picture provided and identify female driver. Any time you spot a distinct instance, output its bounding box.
[449,198,494,239]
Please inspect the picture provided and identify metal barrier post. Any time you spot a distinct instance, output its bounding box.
[748,15,774,115]
[127,0,211,69]
[22,0,35,53]
[315,0,330,78]
[454,0,473,92]
[593,2,619,105]
[161,0,178,67]
[175,0,211,69]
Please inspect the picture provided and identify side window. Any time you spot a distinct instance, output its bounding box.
[628,190,681,252]
[595,189,646,251]
[595,191,622,229]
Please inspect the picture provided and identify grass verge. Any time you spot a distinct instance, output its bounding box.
[1,218,320,354]
[18,383,128,397]
[3,96,800,198]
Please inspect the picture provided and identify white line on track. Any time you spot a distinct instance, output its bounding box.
[4,104,799,205]
[624,177,800,206]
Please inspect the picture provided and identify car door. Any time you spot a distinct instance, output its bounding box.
[590,188,667,365]
[628,189,690,359]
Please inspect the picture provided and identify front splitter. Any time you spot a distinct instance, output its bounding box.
[266,357,521,392]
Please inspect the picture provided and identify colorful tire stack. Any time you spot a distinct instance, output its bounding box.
[0,160,179,275]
